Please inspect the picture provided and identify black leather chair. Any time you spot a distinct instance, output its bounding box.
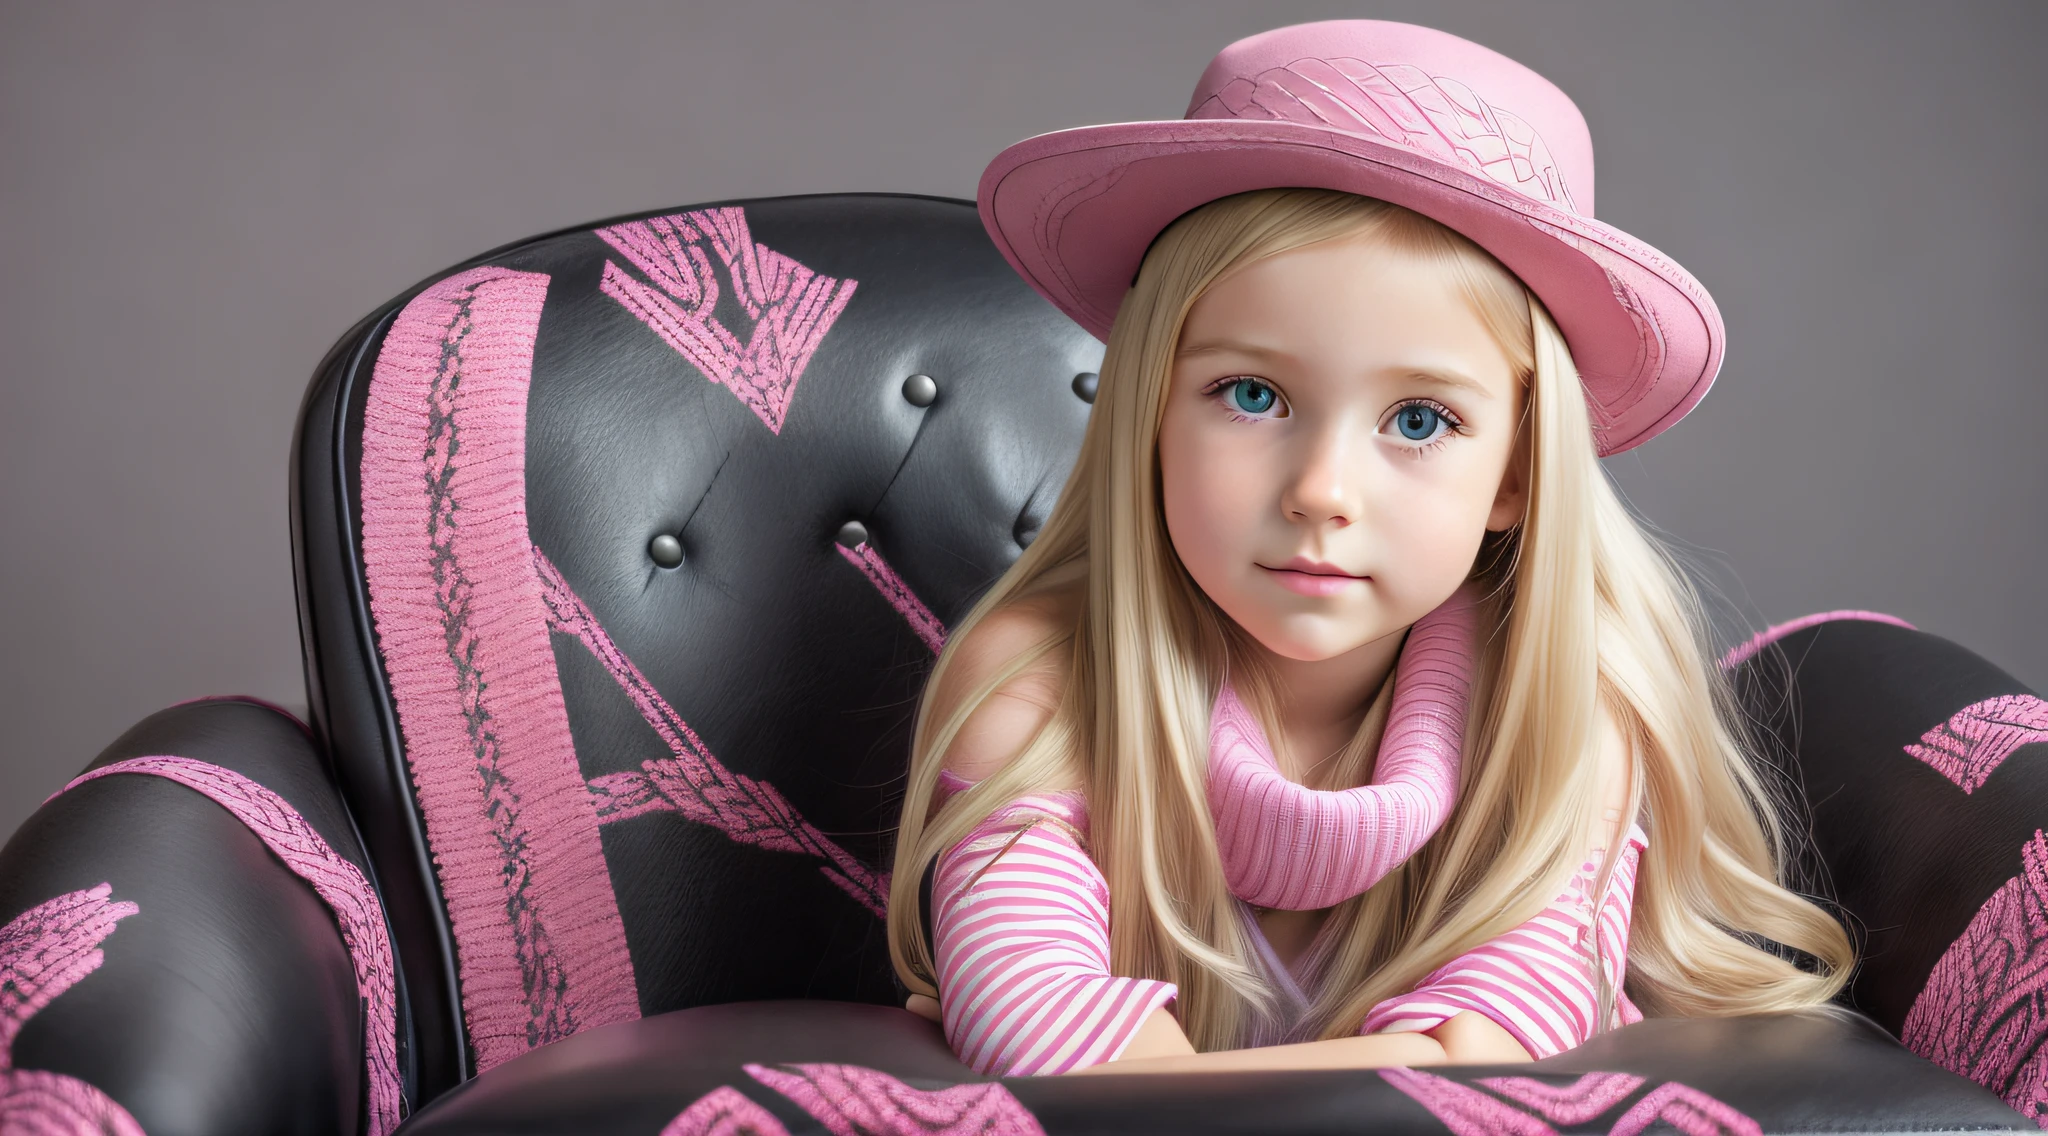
[3,194,2044,1135]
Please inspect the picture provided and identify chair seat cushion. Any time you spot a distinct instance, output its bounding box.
[395,1001,2027,1134]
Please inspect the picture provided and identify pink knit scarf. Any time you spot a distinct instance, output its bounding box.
[1208,585,1478,910]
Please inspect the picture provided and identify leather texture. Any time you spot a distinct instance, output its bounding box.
[394,1001,2028,1134]
[1731,619,2048,1118]
[296,299,465,1104]
[291,194,1100,1102]
[1732,620,2048,1023]
[0,699,374,1135]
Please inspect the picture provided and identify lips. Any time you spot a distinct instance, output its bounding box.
[1259,557,1368,598]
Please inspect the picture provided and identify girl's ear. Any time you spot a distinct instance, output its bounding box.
[1486,414,1531,533]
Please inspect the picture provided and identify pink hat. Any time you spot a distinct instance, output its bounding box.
[978,20,1724,455]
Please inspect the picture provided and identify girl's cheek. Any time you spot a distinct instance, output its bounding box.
[1160,437,1241,573]
[1166,467,1262,581]
[1370,465,1497,579]
[1169,421,1270,523]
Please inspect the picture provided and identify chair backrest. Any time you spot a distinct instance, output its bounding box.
[291,194,1100,1102]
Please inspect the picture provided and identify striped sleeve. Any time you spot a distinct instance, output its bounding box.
[931,793,1179,1076]
[1359,825,1649,1059]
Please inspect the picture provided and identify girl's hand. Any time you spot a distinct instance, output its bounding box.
[1062,1009,1526,1074]
[1109,1007,1197,1061]
[905,993,942,1023]
[1425,1009,1533,1064]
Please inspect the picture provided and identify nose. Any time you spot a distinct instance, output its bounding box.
[1279,422,1362,528]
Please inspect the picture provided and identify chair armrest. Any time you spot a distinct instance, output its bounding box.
[0,697,399,1136]
[1731,615,2048,1120]
[388,1001,2026,1134]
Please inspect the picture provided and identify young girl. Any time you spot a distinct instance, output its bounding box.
[886,19,1853,1077]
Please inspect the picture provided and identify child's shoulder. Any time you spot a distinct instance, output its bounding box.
[947,590,1074,676]
[933,580,1082,785]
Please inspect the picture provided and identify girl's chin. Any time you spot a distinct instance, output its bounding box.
[1239,623,1394,666]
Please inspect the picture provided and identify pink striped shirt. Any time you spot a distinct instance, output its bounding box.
[930,788,1179,1075]
[1359,823,1649,1058]
[927,771,1650,1074]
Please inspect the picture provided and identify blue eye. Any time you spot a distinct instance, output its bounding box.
[1393,403,1444,441]
[1230,379,1279,415]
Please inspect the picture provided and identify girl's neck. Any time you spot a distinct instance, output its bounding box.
[1251,628,1405,784]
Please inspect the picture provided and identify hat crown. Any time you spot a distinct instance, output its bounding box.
[1185,21,1595,216]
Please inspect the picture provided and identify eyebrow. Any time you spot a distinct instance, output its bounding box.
[1402,366,1497,399]
[1176,337,1289,361]
[1177,339,1498,400]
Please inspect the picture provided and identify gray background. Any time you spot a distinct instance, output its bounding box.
[3,1,2043,844]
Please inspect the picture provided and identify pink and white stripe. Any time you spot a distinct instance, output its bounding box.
[1360,824,1648,1059]
[929,697,1650,1072]
[931,795,1177,1076]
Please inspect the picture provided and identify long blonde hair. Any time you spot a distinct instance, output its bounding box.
[887,188,1852,1050]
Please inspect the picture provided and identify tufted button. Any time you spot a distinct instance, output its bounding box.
[835,520,870,549]
[1071,372,1099,404]
[648,533,684,569]
[902,373,938,407]
[1014,510,1043,549]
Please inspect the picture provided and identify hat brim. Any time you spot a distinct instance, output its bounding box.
[978,118,1723,455]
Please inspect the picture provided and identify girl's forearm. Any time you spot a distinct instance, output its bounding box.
[1065,1030,1448,1075]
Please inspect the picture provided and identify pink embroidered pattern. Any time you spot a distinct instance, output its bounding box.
[836,542,947,655]
[57,758,402,1134]
[1383,1070,1759,1136]
[535,549,889,918]
[1381,1069,1557,1136]
[361,265,638,1070]
[1609,1082,1762,1136]
[662,1084,791,1136]
[744,1063,1045,1136]
[1,885,145,1136]
[1905,695,2048,795]
[0,1067,145,1136]
[1903,829,2048,1122]
[1718,610,1915,671]
[0,885,138,1061]
[599,209,858,433]
[1478,1074,1645,1125]
[1191,57,1577,211]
